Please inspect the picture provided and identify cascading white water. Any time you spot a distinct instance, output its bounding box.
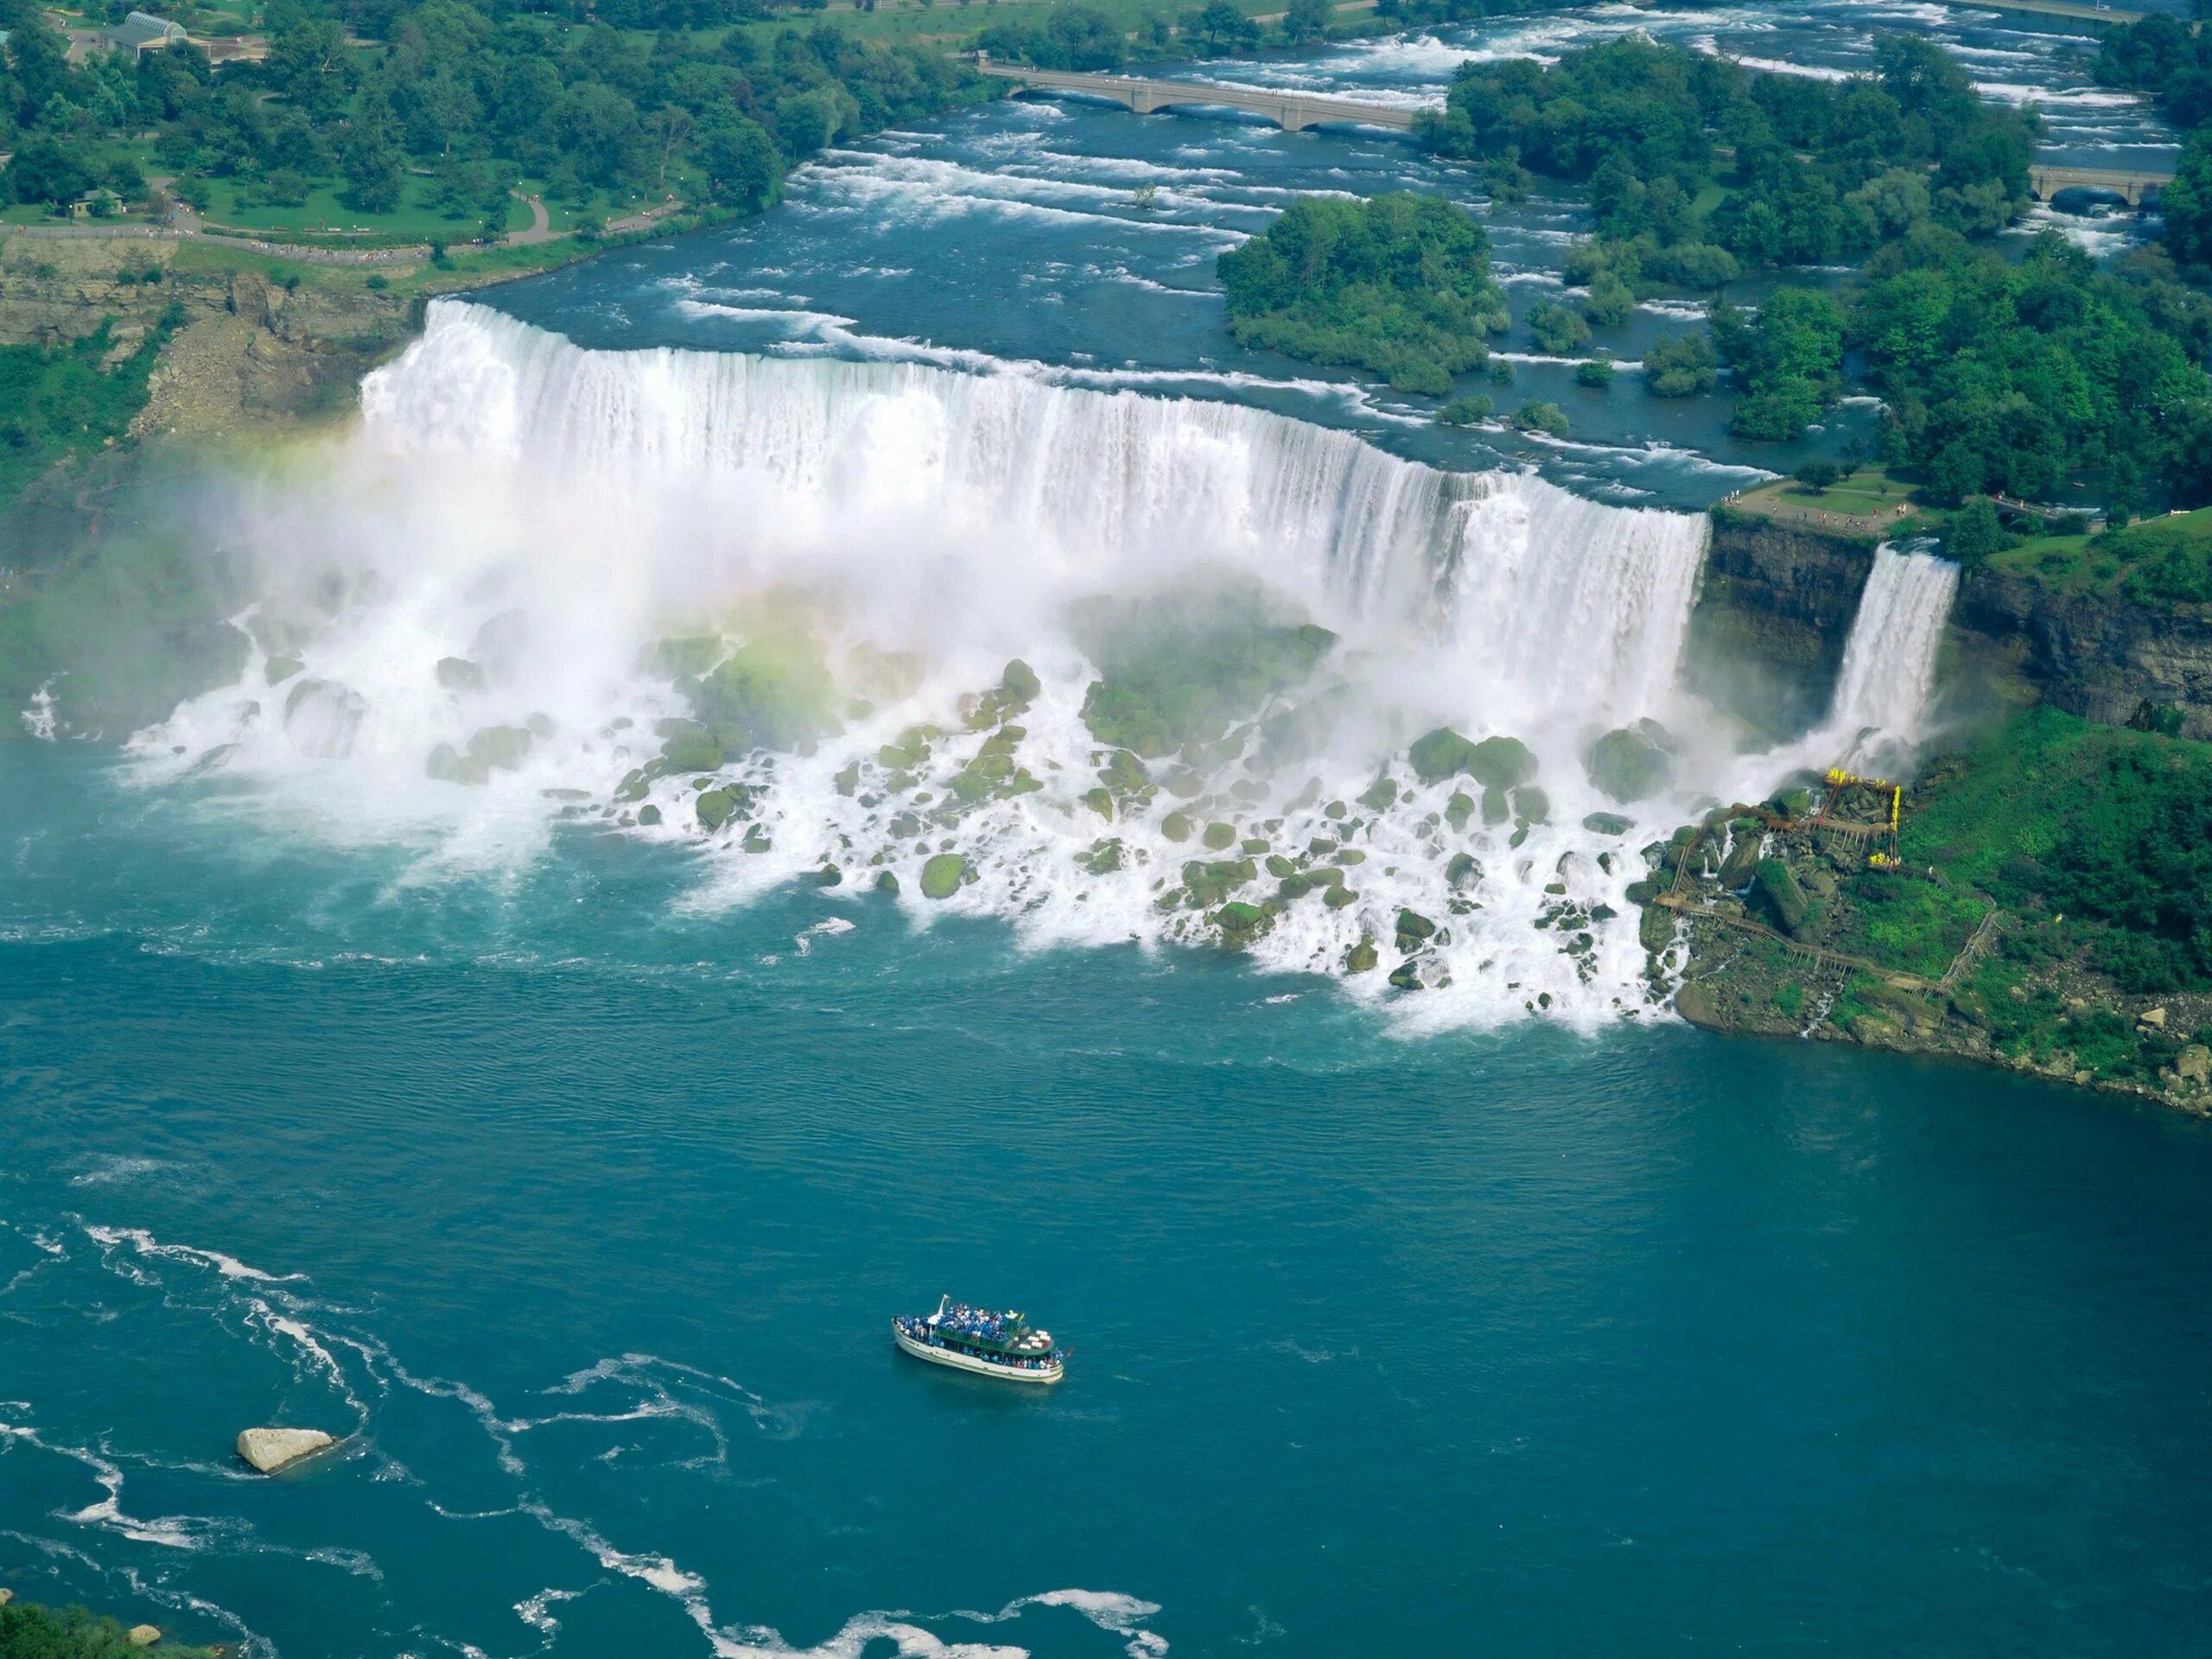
[1811,541,1961,773]
[134,299,1725,1027]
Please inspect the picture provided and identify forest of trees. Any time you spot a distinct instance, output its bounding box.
[1217,193,1510,394]
[0,0,989,230]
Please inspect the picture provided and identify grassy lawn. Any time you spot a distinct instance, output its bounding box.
[1745,466,1919,519]
[201,175,526,239]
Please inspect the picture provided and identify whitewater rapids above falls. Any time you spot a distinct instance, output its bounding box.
[121,300,1954,1029]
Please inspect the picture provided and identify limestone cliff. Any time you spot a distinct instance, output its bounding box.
[1956,566,2212,741]
[0,234,415,438]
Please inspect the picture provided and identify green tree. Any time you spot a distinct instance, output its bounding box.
[1946,497,2004,563]
[1281,0,1330,44]
[2164,132,2212,270]
[1188,0,1257,53]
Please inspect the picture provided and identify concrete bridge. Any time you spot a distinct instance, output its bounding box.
[2029,163,2168,206]
[976,61,1423,132]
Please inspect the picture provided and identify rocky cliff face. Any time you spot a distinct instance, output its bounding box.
[1956,568,2212,741]
[1695,512,2212,741]
[1688,512,1877,738]
[0,234,413,436]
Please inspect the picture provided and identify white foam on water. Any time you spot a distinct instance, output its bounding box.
[120,301,1912,1030]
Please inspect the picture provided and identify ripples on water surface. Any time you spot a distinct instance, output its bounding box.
[6,5,2211,1653]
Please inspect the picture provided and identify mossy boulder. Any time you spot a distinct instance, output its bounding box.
[426,724,536,785]
[1357,776,1398,811]
[1408,727,1480,785]
[1077,838,1125,874]
[874,870,900,894]
[1512,786,1548,823]
[920,853,969,900]
[1395,908,1438,952]
[806,864,842,887]
[1582,811,1634,836]
[1585,719,1677,804]
[1203,821,1237,850]
[1445,851,1480,889]
[1077,601,1336,757]
[637,804,662,827]
[435,656,487,693]
[657,718,725,774]
[696,786,742,831]
[1718,830,1764,891]
[1345,938,1379,974]
[878,726,935,771]
[1482,785,1511,824]
[1446,790,1476,830]
[1161,810,1193,842]
[1097,747,1148,795]
[1755,857,1813,937]
[644,635,726,680]
[1467,735,1537,790]
[1083,787,1115,821]
[265,653,305,685]
[692,635,837,753]
[1639,903,1675,953]
[1323,883,1357,909]
[1211,900,1273,944]
[1000,658,1042,708]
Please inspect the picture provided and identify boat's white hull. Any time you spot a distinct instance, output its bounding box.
[893,1323,1064,1384]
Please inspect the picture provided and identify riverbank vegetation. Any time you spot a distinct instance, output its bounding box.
[1217,193,1510,394]
[0,1599,223,1658]
[1662,707,2212,1101]
[0,0,989,245]
[0,309,183,509]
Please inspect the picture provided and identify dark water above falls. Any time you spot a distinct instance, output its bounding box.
[491,0,2171,507]
[10,9,2212,1654]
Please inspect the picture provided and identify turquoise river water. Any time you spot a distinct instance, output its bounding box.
[8,6,2212,1656]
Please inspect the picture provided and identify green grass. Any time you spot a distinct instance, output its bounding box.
[1822,870,1988,980]
[1750,467,1919,520]
[1987,505,2212,606]
[202,175,528,240]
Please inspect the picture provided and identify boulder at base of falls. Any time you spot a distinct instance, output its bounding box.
[875,870,900,894]
[1395,909,1438,952]
[1203,821,1237,850]
[1211,900,1273,944]
[1345,938,1379,974]
[1408,728,1480,785]
[1754,857,1814,937]
[237,1427,334,1474]
[919,854,968,900]
[1585,720,1677,804]
[1000,658,1042,709]
[1446,791,1476,830]
[435,656,487,694]
[1512,786,1549,823]
[1582,811,1635,836]
[1468,735,1538,791]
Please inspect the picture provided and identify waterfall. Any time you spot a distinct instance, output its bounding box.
[1814,541,1960,771]
[358,301,1709,727]
[133,299,1724,1028]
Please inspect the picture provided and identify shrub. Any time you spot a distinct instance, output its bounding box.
[1511,399,1570,436]
[1575,358,1615,388]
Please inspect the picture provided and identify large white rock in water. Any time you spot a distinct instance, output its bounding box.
[127,1624,162,1647]
[236,1426,334,1473]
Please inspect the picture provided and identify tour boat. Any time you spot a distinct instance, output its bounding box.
[893,1295,1066,1384]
